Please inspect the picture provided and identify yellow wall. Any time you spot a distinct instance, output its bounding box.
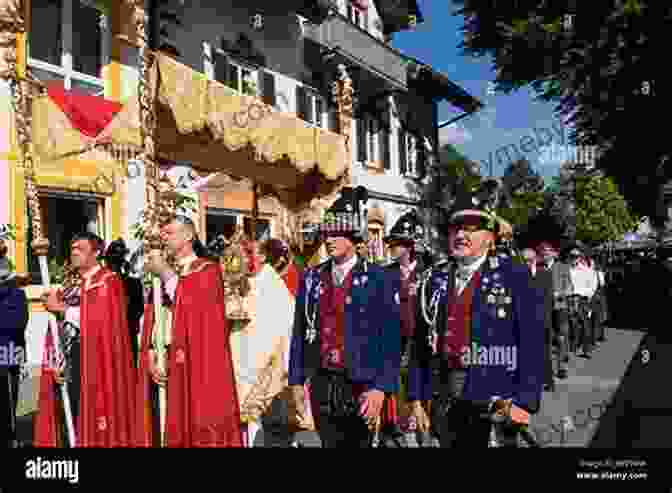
[8,1,125,296]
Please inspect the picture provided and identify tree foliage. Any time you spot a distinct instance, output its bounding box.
[420,144,482,251]
[497,158,546,231]
[451,0,671,221]
[572,173,639,244]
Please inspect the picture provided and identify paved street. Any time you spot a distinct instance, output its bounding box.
[14,326,646,448]
[530,326,645,447]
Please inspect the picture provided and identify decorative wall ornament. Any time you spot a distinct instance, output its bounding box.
[331,63,354,185]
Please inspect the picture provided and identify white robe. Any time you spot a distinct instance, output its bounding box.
[230,263,295,446]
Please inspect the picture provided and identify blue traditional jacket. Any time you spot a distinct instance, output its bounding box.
[408,255,544,413]
[0,281,29,362]
[288,257,401,393]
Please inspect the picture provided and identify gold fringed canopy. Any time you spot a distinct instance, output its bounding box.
[30,53,350,211]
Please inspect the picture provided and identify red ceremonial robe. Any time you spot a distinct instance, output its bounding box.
[165,258,243,447]
[281,262,300,298]
[35,267,136,447]
[134,299,158,447]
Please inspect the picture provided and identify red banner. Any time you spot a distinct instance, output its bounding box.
[47,83,123,138]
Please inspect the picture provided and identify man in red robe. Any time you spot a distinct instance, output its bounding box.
[144,215,242,447]
[36,232,135,447]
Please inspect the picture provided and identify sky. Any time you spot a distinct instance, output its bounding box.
[391,0,573,183]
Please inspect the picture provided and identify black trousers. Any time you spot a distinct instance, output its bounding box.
[430,367,520,448]
[310,369,372,448]
[591,290,606,341]
[552,308,570,371]
[0,366,20,448]
[568,297,592,354]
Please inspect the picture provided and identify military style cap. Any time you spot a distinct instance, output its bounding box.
[560,239,586,258]
[0,224,11,241]
[384,211,425,246]
[442,178,509,233]
[319,186,369,241]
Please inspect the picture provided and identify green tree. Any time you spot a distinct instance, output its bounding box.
[419,143,482,251]
[573,173,639,244]
[451,0,670,221]
[497,158,546,231]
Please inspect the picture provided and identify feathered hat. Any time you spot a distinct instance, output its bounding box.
[0,224,11,242]
[384,211,425,247]
[442,178,510,234]
[319,186,369,242]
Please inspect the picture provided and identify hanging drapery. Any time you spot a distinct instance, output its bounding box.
[29,52,350,213]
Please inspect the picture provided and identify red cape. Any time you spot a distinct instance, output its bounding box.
[133,300,157,447]
[34,267,136,447]
[165,259,243,447]
[34,329,61,447]
[281,262,300,298]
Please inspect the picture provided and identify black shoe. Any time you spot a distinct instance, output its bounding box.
[579,352,592,359]
[557,369,568,379]
[544,383,556,392]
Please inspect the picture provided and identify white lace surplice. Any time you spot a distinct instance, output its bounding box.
[230,264,295,429]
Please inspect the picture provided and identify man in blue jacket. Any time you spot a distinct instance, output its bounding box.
[289,186,401,447]
[0,232,30,448]
[408,179,544,448]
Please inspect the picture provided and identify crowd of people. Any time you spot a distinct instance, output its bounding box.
[0,178,639,448]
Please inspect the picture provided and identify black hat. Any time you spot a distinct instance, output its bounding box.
[442,178,508,233]
[71,231,105,254]
[560,239,586,258]
[319,186,369,241]
[384,211,425,246]
[0,224,11,241]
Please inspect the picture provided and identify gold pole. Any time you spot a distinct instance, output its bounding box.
[331,63,354,187]
[131,0,168,445]
[251,182,259,240]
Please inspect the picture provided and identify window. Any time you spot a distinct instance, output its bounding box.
[29,0,109,95]
[206,210,238,246]
[206,210,271,243]
[243,217,270,241]
[27,193,104,285]
[399,131,419,176]
[347,2,368,30]
[296,86,326,127]
[357,115,389,168]
[213,51,259,96]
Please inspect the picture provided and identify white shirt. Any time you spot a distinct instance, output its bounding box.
[63,265,101,328]
[456,255,488,295]
[400,260,417,280]
[570,263,598,298]
[332,254,358,285]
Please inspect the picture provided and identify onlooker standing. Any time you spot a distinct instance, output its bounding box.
[537,242,572,379]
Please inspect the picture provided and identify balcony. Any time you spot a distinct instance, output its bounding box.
[305,13,407,89]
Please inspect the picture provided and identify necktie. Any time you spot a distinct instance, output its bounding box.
[456,268,470,291]
[334,267,345,286]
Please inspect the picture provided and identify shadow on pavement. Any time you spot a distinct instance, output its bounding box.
[589,331,672,448]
